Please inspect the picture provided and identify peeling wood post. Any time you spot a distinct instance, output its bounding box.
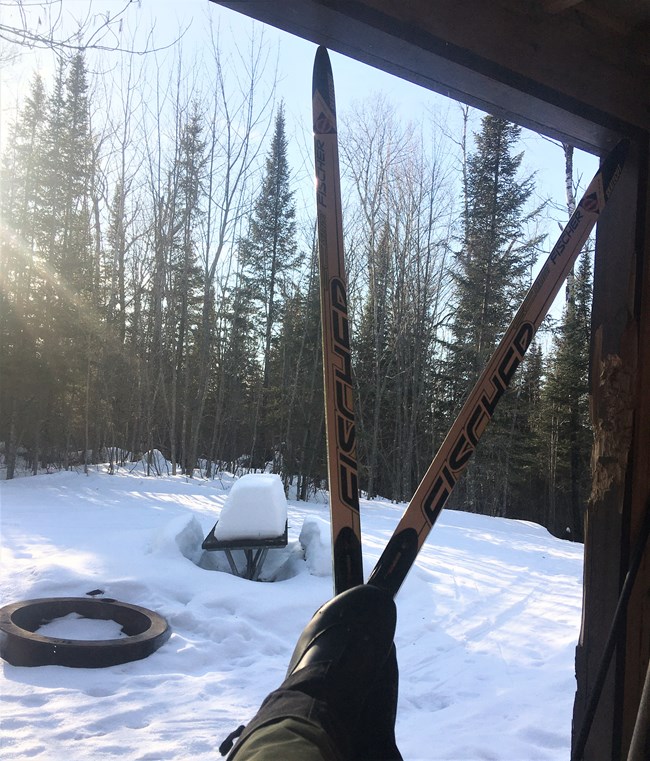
[573,140,650,760]
[622,140,650,758]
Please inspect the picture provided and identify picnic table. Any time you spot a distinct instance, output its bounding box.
[201,521,288,581]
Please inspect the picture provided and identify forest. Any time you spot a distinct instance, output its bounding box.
[0,37,594,542]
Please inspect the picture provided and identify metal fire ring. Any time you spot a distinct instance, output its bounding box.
[0,597,171,668]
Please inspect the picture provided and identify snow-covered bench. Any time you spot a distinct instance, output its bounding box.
[201,474,288,581]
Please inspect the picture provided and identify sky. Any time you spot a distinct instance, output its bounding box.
[1,0,599,329]
[1,0,597,196]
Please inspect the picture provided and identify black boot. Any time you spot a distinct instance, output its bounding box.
[286,583,396,679]
[226,585,397,760]
[354,644,403,760]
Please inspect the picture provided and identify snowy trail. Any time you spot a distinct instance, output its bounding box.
[1,467,583,760]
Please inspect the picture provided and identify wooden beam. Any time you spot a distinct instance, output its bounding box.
[540,0,584,13]
[213,0,649,152]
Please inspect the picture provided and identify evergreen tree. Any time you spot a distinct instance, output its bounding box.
[238,104,300,469]
[1,53,99,473]
[273,243,325,497]
[62,52,94,293]
[504,340,547,523]
[0,73,49,477]
[541,249,592,540]
[52,52,96,469]
[449,115,542,516]
[42,60,67,271]
[452,117,538,378]
[354,221,393,498]
[212,272,263,468]
[167,103,208,474]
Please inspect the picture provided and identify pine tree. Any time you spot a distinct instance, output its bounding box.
[504,340,547,523]
[1,54,99,472]
[541,249,592,540]
[354,221,393,498]
[273,242,325,497]
[212,272,263,469]
[63,52,94,294]
[238,104,300,469]
[452,117,538,378]
[53,52,96,469]
[449,115,542,516]
[167,103,208,474]
[0,73,49,477]
[42,60,67,273]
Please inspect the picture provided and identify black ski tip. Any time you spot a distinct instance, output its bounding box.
[314,45,330,66]
[367,528,419,598]
[604,138,630,167]
[600,138,629,201]
[312,46,335,114]
[333,526,364,594]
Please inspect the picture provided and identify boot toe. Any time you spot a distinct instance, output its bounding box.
[287,584,396,678]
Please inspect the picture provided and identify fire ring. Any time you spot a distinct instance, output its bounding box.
[0,597,171,668]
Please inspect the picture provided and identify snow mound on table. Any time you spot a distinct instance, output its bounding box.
[215,473,287,541]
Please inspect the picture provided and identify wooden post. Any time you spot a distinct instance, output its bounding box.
[621,142,650,757]
[573,139,650,759]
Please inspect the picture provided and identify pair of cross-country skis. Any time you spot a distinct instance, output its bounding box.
[312,45,628,598]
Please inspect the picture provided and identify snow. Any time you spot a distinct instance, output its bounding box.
[214,473,287,541]
[36,614,126,641]
[299,516,333,577]
[0,465,584,760]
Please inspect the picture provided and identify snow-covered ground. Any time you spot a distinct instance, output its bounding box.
[0,464,584,760]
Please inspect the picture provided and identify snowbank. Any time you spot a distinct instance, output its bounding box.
[299,516,332,576]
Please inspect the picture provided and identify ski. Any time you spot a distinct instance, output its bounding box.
[368,138,629,598]
[312,46,364,594]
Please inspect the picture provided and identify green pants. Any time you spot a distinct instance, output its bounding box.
[232,716,343,761]
[225,669,402,761]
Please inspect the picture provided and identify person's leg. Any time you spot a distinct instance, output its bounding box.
[225,689,344,761]
[354,644,402,760]
[229,717,338,760]
[226,585,400,760]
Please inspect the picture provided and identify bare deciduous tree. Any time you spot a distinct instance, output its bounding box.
[0,0,182,64]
